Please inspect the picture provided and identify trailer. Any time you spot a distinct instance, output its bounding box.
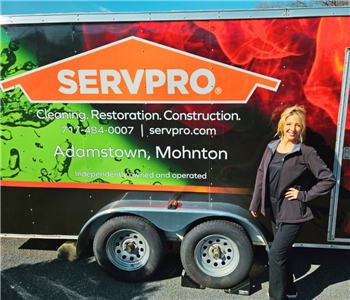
[1,4,350,290]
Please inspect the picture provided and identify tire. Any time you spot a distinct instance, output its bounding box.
[180,220,254,289]
[93,215,167,281]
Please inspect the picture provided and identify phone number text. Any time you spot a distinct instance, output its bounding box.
[61,126,134,135]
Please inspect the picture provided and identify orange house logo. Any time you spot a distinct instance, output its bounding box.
[0,37,280,103]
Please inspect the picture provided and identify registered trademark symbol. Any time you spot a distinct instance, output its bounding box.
[215,87,222,94]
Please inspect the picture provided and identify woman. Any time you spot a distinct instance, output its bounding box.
[249,105,335,300]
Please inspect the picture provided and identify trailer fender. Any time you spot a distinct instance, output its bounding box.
[76,200,268,258]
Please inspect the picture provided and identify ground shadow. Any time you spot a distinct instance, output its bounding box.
[248,246,350,298]
[291,247,350,300]
[1,240,183,300]
[1,240,349,299]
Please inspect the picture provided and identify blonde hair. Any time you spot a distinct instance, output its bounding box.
[275,105,306,142]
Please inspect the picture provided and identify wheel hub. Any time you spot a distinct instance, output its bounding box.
[194,234,240,277]
[124,240,137,254]
[210,245,223,259]
[106,229,150,271]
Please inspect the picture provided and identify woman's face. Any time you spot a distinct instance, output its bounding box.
[283,115,302,143]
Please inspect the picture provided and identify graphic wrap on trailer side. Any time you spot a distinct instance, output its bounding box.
[1,17,350,240]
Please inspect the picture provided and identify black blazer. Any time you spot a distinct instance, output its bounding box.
[249,140,336,223]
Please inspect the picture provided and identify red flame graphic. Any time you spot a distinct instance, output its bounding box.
[82,18,349,135]
[83,17,350,188]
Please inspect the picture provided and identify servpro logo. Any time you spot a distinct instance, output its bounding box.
[58,69,215,95]
[0,37,280,103]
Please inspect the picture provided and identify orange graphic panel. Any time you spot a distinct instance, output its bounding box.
[0,37,280,103]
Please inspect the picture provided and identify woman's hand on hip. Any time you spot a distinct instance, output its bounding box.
[250,211,257,217]
[285,188,299,200]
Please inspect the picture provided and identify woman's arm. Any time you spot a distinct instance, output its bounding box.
[296,149,336,202]
[249,146,269,213]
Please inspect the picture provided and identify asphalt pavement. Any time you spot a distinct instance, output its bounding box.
[1,237,349,300]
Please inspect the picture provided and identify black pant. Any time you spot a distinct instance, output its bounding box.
[268,222,304,300]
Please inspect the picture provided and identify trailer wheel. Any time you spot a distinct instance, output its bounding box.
[93,216,166,281]
[180,220,253,289]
